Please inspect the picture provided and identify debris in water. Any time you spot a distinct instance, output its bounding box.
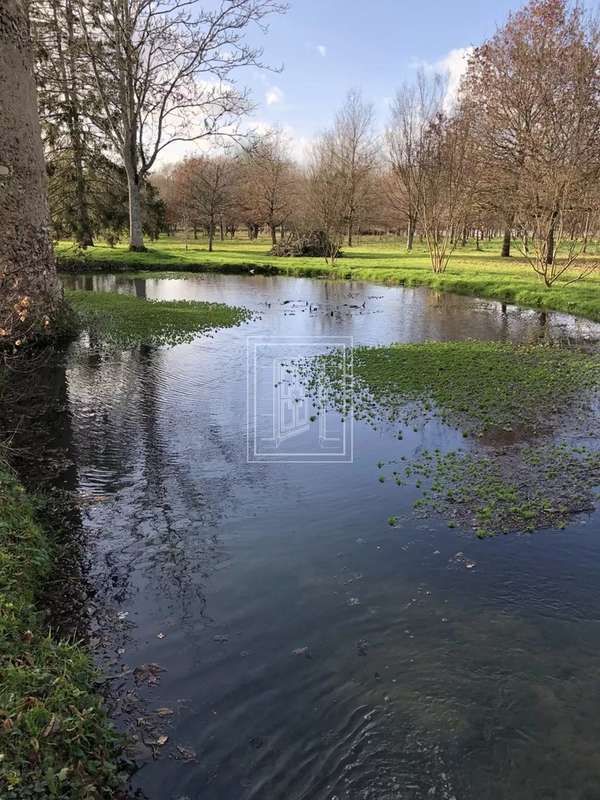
[175,745,197,762]
[291,646,312,659]
[134,663,164,686]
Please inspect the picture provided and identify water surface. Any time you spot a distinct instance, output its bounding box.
[56,274,600,799]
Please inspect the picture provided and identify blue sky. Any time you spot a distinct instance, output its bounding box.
[241,0,526,157]
[160,0,529,165]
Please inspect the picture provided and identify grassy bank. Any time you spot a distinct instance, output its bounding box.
[56,236,600,322]
[66,288,252,346]
[0,467,122,798]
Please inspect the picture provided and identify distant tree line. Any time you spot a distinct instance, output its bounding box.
[145,0,600,284]
[32,0,600,287]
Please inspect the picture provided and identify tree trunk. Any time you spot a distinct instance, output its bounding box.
[65,0,93,248]
[208,220,214,252]
[407,216,416,251]
[347,220,353,247]
[583,210,591,254]
[501,226,511,258]
[546,218,556,265]
[0,0,62,345]
[125,169,145,251]
[270,223,277,246]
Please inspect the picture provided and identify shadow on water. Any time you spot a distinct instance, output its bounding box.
[10,274,600,799]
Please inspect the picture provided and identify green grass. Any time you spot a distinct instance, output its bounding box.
[0,468,122,798]
[66,288,252,347]
[56,235,600,322]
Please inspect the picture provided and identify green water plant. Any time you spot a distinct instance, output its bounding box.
[295,341,600,537]
[66,289,252,347]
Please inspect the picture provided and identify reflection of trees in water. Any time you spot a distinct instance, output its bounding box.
[69,341,239,628]
[0,350,91,636]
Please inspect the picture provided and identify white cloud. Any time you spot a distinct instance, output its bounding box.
[305,42,327,58]
[438,47,473,109]
[413,46,473,111]
[265,86,284,106]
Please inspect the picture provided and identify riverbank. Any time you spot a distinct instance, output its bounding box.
[0,466,122,798]
[56,237,600,323]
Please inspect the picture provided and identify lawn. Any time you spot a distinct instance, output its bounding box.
[56,235,600,323]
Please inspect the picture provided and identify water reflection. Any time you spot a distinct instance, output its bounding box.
[46,275,600,797]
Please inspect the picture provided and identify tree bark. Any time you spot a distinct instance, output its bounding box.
[546,218,556,265]
[270,223,277,246]
[125,169,146,251]
[407,216,416,251]
[0,0,61,345]
[501,226,511,258]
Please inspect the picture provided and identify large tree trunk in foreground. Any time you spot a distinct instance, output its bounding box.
[0,0,61,346]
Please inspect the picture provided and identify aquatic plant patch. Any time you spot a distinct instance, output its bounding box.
[0,468,123,798]
[66,289,252,347]
[295,342,600,536]
[298,341,600,437]
[383,445,600,537]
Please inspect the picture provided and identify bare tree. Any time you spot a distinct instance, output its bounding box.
[0,0,62,346]
[418,110,476,273]
[241,131,296,245]
[330,90,377,246]
[176,154,237,251]
[461,0,600,280]
[77,0,285,250]
[386,71,444,251]
[306,134,348,264]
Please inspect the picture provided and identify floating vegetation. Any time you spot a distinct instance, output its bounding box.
[298,341,600,437]
[294,342,600,537]
[386,445,600,536]
[66,289,252,347]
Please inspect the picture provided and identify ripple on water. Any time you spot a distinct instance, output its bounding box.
[42,274,600,799]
